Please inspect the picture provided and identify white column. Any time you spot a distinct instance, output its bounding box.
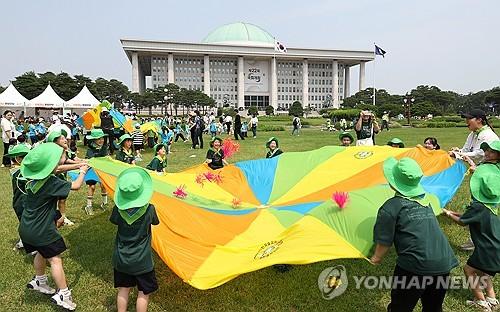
[237,56,244,109]
[271,56,277,110]
[344,66,350,98]
[332,60,339,108]
[167,53,174,84]
[302,59,308,108]
[203,55,210,96]
[359,61,366,91]
[131,52,139,93]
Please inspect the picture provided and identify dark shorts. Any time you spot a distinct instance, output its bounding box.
[467,259,497,277]
[114,269,158,295]
[133,144,144,151]
[86,180,98,186]
[23,238,67,259]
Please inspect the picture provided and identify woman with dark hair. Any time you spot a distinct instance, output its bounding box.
[424,137,440,150]
[1,110,14,167]
[355,110,380,146]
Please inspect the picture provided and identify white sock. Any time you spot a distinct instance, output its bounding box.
[60,287,71,297]
[102,194,108,204]
[35,275,48,283]
[86,196,93,207]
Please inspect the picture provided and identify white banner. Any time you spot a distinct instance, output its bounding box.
[244,60,269,93]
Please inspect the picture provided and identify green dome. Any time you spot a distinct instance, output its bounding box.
[202,22,274,46]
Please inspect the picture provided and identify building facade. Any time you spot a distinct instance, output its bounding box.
[121,22,374,110]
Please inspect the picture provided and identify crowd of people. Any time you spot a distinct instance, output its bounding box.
[1,106,499,311]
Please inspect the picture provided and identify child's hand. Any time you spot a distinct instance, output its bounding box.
[56,216,65,228]
[80,164,89,174]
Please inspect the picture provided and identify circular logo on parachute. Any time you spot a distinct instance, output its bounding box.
[254,240,283,260]
[318,265,348,300]
[354,151,374,159]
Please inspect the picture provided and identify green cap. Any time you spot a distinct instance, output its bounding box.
[21,142,64,180]
[46,129,68,143]
[86,128,107,140]
[266,137,279,148]
[480,140,500,153]
[387,138,405,148]
[6,144,30,158]
[114,167,153,210]
[153,143,165,155]
[117,134,132,145]
[470,163,500,205]
[210,137,223,148]
[383,157,425,197]
[338,132,354,142]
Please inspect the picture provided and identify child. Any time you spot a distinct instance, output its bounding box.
[110,167,159,312]
[160,127,173,154]
[132,124,144,161]
[6,144,30,249]
[266,137,283,158]
[206,137,228,170]
[464,140,500,172]
[146,143,167,173]
[241,121,248,138]
[173,121,187,142]
[387,138,405,148]
[423,137,440,150]
[146,128,156,149]
[442,164,499,311]
[209,119,217,138]
[85,129,109,215]
[19,142,88,311]
[339,132,354,147]
[17,134,32,149]
[116,134,136,165]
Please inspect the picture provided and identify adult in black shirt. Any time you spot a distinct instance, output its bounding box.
[100,107,115,153]
[354,110,380,146]
[233,110,244,140]
[205,137,228,170]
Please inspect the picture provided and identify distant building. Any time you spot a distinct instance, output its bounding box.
[121,22,374,110]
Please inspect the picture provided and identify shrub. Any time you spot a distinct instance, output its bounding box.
[432,116,463,123]
[329,109,361,120]
[248,106,258,116]
[389,121,402,128]
[265,105,274,116]
[288,101,303,116]
[425,122,457,128]
[259,125,285,131]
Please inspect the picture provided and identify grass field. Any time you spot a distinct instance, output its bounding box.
[0,125,497,312]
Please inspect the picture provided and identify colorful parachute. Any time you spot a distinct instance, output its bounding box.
[89,145,466,290]
[76,101,134,133]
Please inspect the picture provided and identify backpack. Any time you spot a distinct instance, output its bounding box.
[293,117,298,127]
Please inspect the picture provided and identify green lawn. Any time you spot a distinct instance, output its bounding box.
[0,126,496,312]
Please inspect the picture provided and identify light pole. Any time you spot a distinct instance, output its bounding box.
[164,88,172,116]
[402,93,415,126]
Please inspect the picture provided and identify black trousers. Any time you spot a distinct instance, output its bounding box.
[388,265,449,312]
[103,128,115,153]
[2,142,11,166]
[234,126,244,140]
[382,120,390,131]
[174,133,186,142]
[251,126,257,137]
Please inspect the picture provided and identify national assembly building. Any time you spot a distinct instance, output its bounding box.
[121,22,374,110]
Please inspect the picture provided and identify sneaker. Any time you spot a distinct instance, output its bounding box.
[63,217,75,226]
[100,202,108,211]
[467,299,492,312]
[51,290,76,311]
[30,251,38,256]
[460,239,475,251]
[14,239,24,250]
[84,205,94,216]
[27,277,56,295]
[486,297,499,310]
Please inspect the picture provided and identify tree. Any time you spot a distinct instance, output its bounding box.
[288,101,303,116]
[248,106,258,116]
[13,71,45,99]
[142,89,157,115]
[163,83,180,115]
[128,92,143,113]
[265,105,274,116]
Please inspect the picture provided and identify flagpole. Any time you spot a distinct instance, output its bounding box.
[373,43,376,106]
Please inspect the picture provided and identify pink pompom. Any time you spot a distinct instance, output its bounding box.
[222,138,240,159]
[173,184,188,199]
[332,191,349,209]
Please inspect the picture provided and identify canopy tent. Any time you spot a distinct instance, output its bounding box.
[65,85,100,109]
[0,83,30,107]
[29,84,65,108]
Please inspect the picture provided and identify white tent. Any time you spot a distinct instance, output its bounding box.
[29,84,65,108]
[0,83,30,107]
[65,85,100,108]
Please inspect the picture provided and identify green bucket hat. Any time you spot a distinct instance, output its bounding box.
[86,128,107,140]
[46,129,68,143]
[470,163,500,205]
[153,143,166,155]
[383,157,425,197]
[210,137,223,148]
[480,140,500,153]
[266,137,279,148]
[21,142,64,180]
[114,167,153,210]
[117,134,132,145]
[338,132,354,142]
[387,138,405,148]
[6,144,30,158]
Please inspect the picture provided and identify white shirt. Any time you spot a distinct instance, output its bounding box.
[52,114,61,125]
[460,126,499,164]
[224,115,232,123]
[250,117,258,126]
[1,117,12,143]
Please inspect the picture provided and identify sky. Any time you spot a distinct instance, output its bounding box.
[1,0,499,96]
